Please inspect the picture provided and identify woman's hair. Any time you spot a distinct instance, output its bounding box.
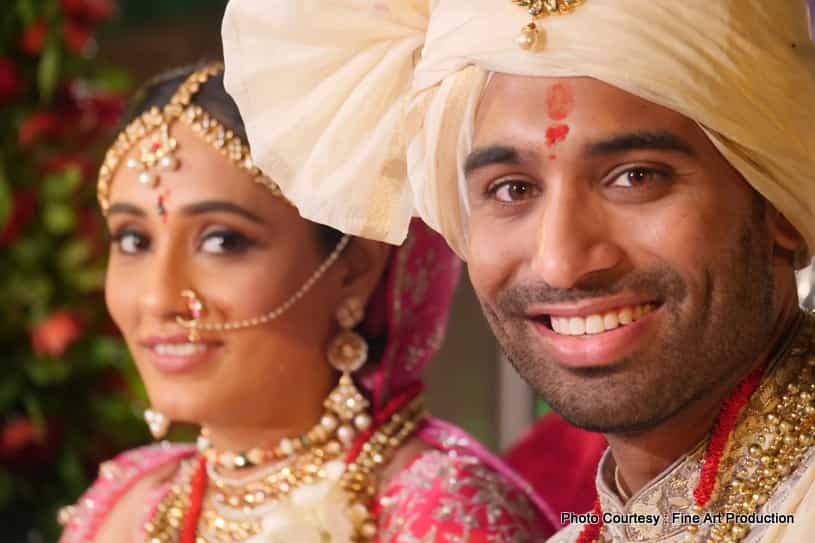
[118,61,346,255]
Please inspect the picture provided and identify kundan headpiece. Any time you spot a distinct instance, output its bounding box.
[96,62,285,215]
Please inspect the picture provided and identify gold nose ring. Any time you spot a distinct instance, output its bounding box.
[179,289,203,342]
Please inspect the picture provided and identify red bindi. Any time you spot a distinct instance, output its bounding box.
[545,124,570,147]
[545,83,574,121]
[157,189,171,222]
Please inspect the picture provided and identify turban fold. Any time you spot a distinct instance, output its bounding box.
[223,0,815,263]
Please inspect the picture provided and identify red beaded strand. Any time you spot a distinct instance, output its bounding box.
[575,498,603,543]
[180,455,208,543]
[574,363,766,543]
[345,382,423,463]
[693,364,765,509]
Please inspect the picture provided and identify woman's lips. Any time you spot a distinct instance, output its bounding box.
[141,335,222,374]
[527,302,662,369]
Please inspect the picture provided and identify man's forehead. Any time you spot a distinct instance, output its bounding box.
[474,74,701,148]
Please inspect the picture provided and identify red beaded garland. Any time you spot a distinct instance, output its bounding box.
[693,364,765,508]
[345,382,423,463]
[575,498,603,543]
[180,455,207,543]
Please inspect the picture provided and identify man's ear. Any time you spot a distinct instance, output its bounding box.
[337,237,393,307]
[766,204,806,262]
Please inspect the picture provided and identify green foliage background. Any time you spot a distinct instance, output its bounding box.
[0,1,150,540]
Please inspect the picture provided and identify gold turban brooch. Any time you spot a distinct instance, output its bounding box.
[222,0,815,265]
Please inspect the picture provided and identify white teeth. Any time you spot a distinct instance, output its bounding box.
[618,307,633,325]
[569,317,585,335]
[549,304,654,337]
[154,343,207,356]
[585,315,604,334]
[603,312,619,331]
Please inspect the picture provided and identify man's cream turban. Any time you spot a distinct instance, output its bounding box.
[222,0,815,263]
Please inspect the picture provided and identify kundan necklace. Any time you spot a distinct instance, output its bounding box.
[578,315,815,543]
[144,390,426,543]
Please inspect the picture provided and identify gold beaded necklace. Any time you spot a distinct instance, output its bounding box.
[145,396,426,543]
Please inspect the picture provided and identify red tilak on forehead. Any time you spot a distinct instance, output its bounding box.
[544,83,574,160]
[545,83,575,121]
[545,124,570,147]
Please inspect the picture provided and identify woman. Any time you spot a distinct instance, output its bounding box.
[57,62,557,542]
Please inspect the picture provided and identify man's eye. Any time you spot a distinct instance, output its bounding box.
[609,168,666,188]
[488,180,540,203]
[112,231,149,254]
[200,231,254,254]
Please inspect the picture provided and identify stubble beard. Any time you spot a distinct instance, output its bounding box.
[482,210,775,434]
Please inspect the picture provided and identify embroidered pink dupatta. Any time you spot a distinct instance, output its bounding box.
[358,219,558,532]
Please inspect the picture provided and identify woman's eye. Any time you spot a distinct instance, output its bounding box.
[112,231,149,254]
[200,231,254,254]
[609,168,666,188]
[488,180,539,203]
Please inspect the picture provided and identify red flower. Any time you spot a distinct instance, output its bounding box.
[0,191,36,248]
[82,92,125,132]
[20,20,48,55]
[61,0,116,23]
[62,20,91,54]
[0,417,64,471]
[31,310,85,358]
[0,419,36,458]
[18,110,62,146]
[0,58,22,104]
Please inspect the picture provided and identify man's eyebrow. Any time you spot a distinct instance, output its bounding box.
[463,145,520,177]
[584,131,696,158]
[180,200,265,224]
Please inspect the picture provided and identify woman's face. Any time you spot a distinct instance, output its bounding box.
[105,121,377,431]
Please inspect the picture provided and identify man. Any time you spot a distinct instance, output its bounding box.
[222,1,815,541]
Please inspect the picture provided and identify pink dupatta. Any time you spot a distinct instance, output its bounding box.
[357,219,558,531]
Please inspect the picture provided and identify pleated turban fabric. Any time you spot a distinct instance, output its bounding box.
[223,0,815,263]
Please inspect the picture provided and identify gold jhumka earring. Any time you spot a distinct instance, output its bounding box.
[511,0,585,50]
[325,296,372,446]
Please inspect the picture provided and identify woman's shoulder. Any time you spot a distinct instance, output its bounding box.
[58,442,196,543]
[376,448,554,542]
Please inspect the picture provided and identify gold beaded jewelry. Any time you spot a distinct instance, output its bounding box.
[511,0,585,51]
[96,62,287,216]
[146,397,425,543]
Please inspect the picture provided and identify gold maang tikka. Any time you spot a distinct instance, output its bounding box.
[512,0,585,51]
[96,62,286,216]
